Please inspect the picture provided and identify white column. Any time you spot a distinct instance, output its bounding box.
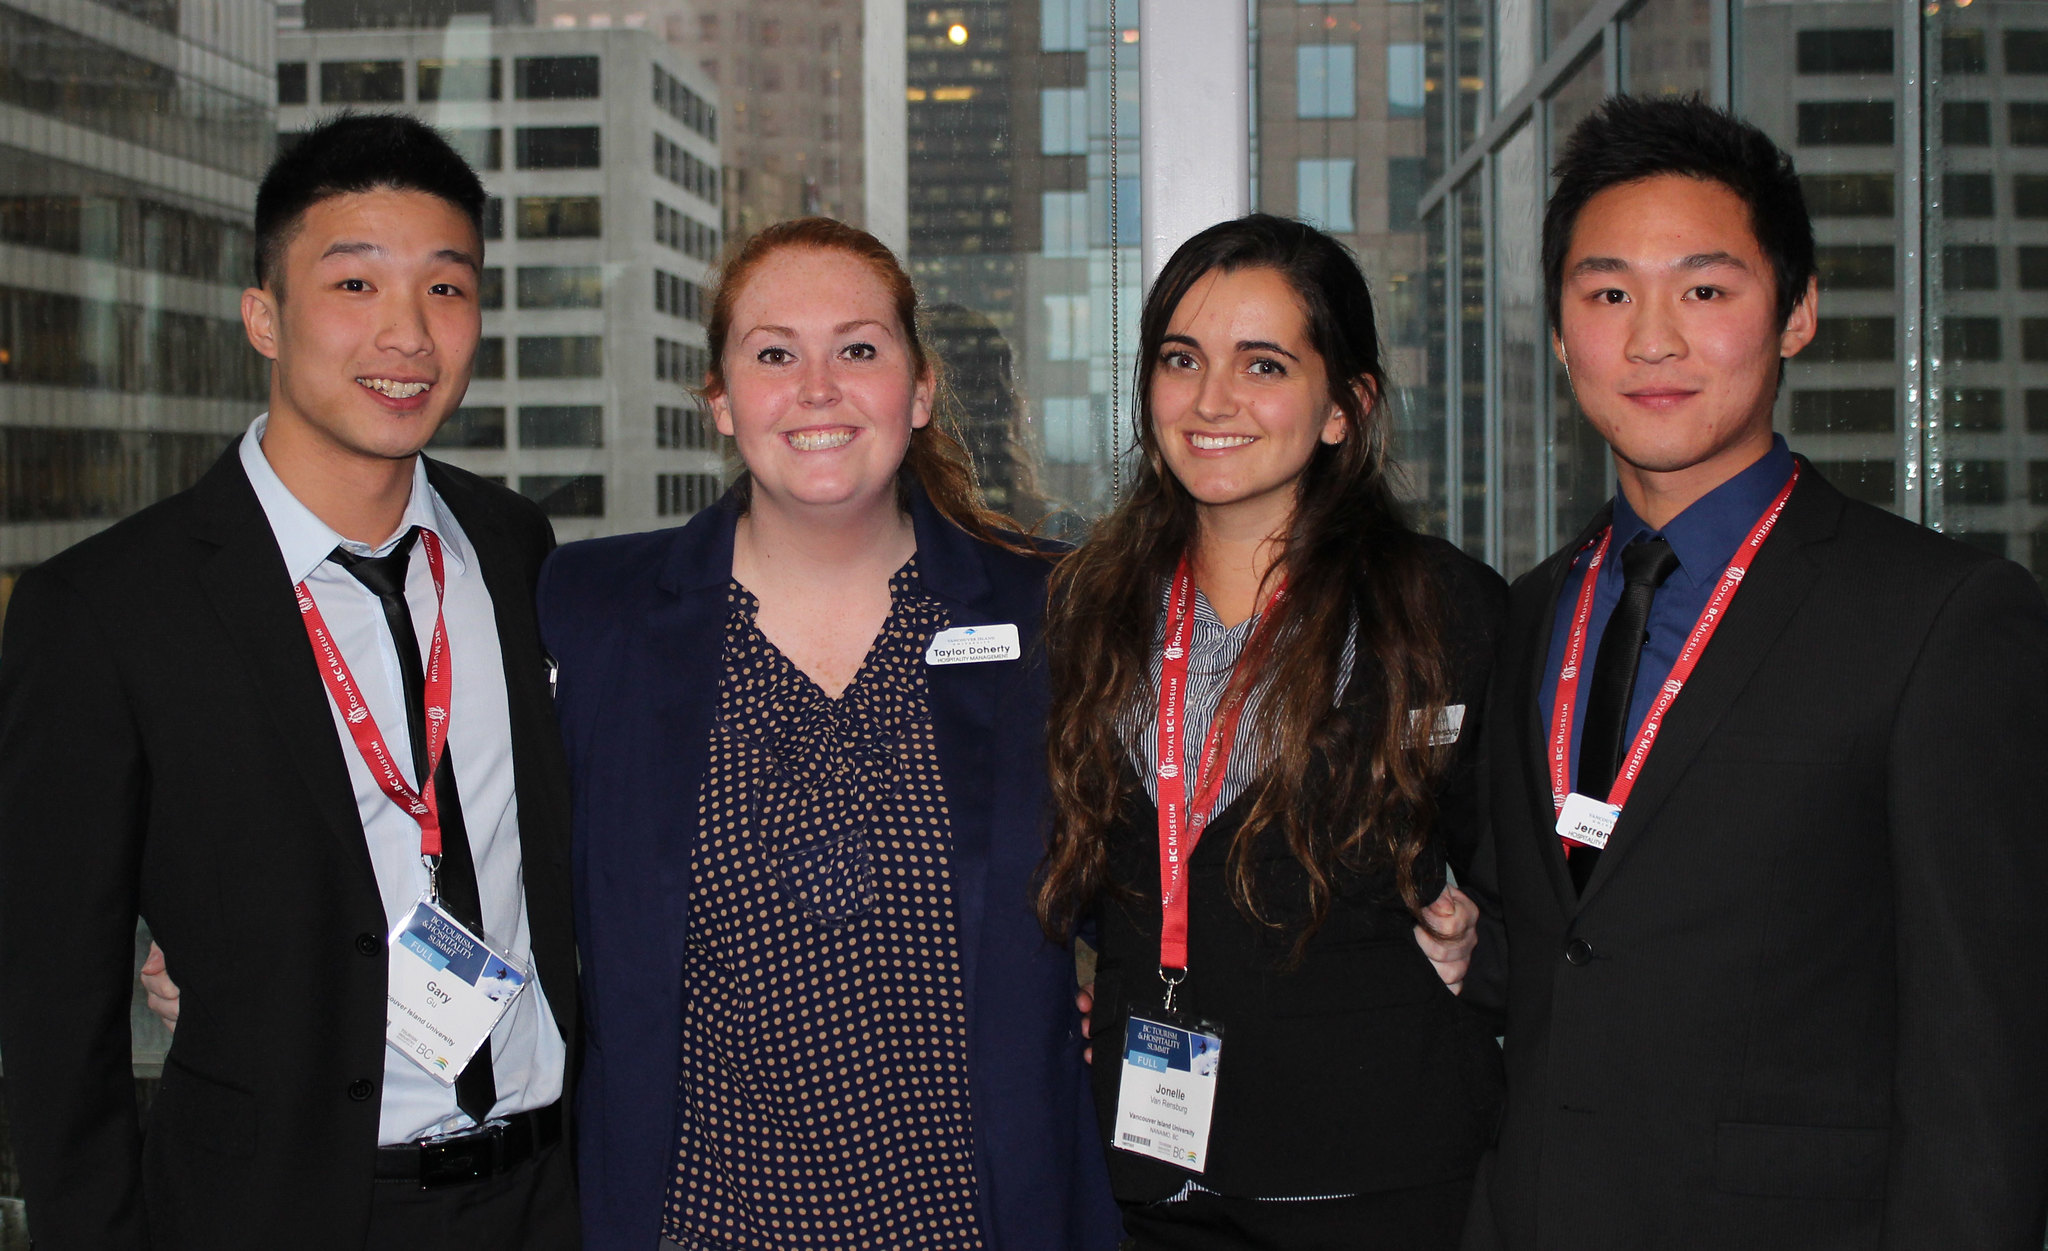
[862,0,908,257]
[1136,0,1250,286]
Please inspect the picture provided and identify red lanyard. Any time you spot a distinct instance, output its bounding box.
[1549,467,1799,826]
[1155,556,1282,983]
[295,529,455,859]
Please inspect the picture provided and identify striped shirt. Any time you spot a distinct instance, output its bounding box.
[1122,580,1357,816]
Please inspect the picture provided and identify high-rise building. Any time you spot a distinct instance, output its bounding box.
[278,22,726,540]
[0,0,275,619]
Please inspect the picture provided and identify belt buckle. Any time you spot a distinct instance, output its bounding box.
[417,1122,503,1188]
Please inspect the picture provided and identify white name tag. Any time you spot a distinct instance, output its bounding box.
[924,623,1020,666]
[1556,790,1621,850]
[1406,703,1466,747]
[386,898,528,1085]
[1112,1016,1222,1172]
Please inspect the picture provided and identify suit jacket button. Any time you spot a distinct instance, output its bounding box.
[1564,938,1594,966]
[356,933,382,957]
[348,1078,375,1101]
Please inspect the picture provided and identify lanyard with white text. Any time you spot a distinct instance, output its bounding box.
[1549,466,1799,847]
[1155,555,1281,1010]
[295,529,456,878]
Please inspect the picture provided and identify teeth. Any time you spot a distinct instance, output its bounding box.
[357,378,430,398]
[786,429,855,451]
[1189,433,1255,450]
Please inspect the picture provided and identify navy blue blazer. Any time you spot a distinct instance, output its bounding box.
[537,486,1121,1251]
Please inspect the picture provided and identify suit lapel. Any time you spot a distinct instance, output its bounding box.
[189,451,379,891]
[1574,469,1841,907]
[1522,510,1610,918]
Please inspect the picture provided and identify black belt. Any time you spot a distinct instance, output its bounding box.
[375,1102,562,1187]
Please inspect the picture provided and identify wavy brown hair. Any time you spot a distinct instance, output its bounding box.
[1035,214,1458,951]
[700,216,1021,547]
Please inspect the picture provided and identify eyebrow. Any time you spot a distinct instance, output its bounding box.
[1570,252,1752,278]
[318,240,480,274]
[1160,332,1302,362]
[741,319,892,339]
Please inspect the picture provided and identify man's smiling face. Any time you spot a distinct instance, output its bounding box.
[247,187,483,467]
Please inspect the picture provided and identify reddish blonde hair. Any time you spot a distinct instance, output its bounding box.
[702,216,1021,548]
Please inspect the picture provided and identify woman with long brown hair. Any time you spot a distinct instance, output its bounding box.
[1037,214,1506,1249]
[540,218,1118,1250]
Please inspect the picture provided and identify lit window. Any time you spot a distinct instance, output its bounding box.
[1296,46,1356,119]
[1297,159,1356,233]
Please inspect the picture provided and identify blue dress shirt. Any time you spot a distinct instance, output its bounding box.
[1539,435,1798,795]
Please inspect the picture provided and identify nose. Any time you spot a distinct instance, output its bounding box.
[799,353,840,407]
[1625,297,1687,365]
[374,290,433,356]
[1193,360,1236,422]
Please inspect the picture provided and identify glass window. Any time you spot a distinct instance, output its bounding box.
[519,405,604,449]
[1949,459,2008,504]
[430,407,507,449]
[2006,29,2048,73]
[516,197,602,240]
[473,338,506,380]
[320,61,403,104]
[418,58,500,102]
[517,266,604,309]
[1797,101,1894,146]
[1946,28,1989,74]
[481,197,503,241]
[1297,45,1357,119]
[1945,317,2003,361]
[1387,44,1425,118]
[1943,246,2000,291]
[1803,173,1895,217]
[515,55,600,100]
[1946,388,2005,431]
[1811,459,1897,506]
[2029,390,2048,432]
[1810,317,1896,362]
[2015,174,2048,217]
[2011,102,2048,145]
[518,336,605,379]
[1388,157,1424,232]
[278,62,308,105]
[1796,28,1893,75]
[1816,245,1895,290]
[479,267,504,311]
[1792,389,1895,434]
[1295,159,1356,233]
[517,126,601,170]
[520,474,605,517]
[1947,173,1995,217]
[1944,101,1991,145]
[1041,0,1088,52]
[1627,0,1714,100]
[1042,294,1090,362]
[1041,190,1088,257]
[1041,88,1088,155]
[2022,318,2048,361]
[2018,246,2048,289]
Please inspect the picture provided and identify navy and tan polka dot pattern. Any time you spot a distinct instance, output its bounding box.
[662,559,986,1251]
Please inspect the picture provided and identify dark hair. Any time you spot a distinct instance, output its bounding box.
[1036,214,1457,951]
[1543,94,1815,332]
[701,216,1025,549]
[254,112,487,294]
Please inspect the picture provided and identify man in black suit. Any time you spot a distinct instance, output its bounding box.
[0,115,578,1249]
[1462,96,2048,1249]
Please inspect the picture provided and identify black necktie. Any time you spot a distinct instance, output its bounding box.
[1570,535,1680,894]
[329,527,499,1126]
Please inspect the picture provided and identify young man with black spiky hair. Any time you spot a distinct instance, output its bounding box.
[0,113,577,1250]
[1462,95,2048,1250]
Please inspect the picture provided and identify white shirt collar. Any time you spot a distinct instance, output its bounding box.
[238,413,471,584]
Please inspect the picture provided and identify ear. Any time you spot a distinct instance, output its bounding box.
[1551,330,1570,372]
[910,368,935,431]
[1323,376,1375,445]
[709,387,736,437]
[1778,274,1819,359]
[242,287,281,361]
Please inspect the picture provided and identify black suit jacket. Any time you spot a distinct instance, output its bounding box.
[1462,461,2048,1250]
[1086,535,1509,1201]
[0,446,577,1250]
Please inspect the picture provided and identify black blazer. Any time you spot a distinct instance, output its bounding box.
[1462,462,2048,1250]
[0,447,577,1251]
[1086,535,1508,1201]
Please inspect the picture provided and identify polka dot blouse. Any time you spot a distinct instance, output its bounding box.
[662,558,986,1250]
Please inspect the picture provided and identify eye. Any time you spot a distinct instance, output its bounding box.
[429,282,465,297]
[1160,349,1198,371]
[756,346,793,365]
[1595,288,1629,305]
[1247,357,1287,377]
[339,278,370,293]
[1690,285,1723,301]
[840,342,877,361]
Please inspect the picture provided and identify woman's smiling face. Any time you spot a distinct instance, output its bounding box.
[711,245,932,517]
[1149,265,1350,537]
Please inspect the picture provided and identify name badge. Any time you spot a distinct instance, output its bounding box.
[1556,790,1621,850]
[1112,1016,1223,1172]
[925,623,1020,666]
[386,898,528,1085]
[1406,703,1466,747]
